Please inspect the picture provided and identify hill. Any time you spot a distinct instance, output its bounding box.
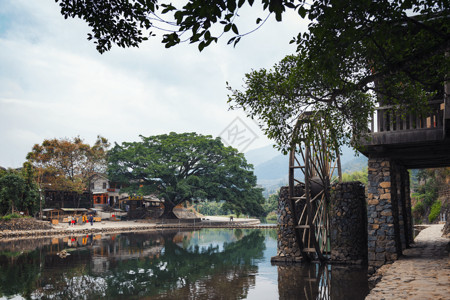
[245,145,368,195]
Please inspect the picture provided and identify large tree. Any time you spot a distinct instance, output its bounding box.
[54,0,449,151]
[26,136,109,194]
[107,132,264,218]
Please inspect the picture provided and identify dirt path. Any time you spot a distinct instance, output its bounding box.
[366,224,450,300]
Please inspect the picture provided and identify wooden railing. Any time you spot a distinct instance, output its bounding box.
[368,100,444,133]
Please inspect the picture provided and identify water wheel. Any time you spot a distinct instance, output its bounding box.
[288,114,341,261]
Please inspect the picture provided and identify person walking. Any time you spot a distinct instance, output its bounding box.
[89,215,94,226]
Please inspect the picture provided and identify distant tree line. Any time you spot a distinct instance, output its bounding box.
[1,133,265,218]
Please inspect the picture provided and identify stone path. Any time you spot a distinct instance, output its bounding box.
[366,224,450,300]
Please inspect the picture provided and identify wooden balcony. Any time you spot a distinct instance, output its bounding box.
[359,98,450,169]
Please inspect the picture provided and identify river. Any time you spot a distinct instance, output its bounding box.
[0,228,369,299]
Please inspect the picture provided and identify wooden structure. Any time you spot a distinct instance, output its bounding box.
[44,190,91,209]
[359,84,450,269]
[288,115,341,261]
[361,95,450,168]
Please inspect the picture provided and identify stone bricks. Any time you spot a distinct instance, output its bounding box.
[330,182,367,264]
[380,182,391,188]
[273,186,302,260]
[367,156,411,273]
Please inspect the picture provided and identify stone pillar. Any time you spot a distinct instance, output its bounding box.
[330,181,367,264]
[367,157,402,272]
[272,186,302,262]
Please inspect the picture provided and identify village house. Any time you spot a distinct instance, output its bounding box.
[90,173,122,208]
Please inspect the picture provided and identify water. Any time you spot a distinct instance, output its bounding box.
[0,228,369,299]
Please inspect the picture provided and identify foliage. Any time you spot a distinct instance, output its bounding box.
[0,172,25,215]
[266,211,277,221]
[18,162,40,214]
[0,165,40,216]
[0,213,26,221]
[54,1,449,153]
[263,192,278,215]
[411,167,449,223]
[428,200,441,223]
[196,201,229,216]
[412,201,425,223]
[342,167,368,186]
[26,136,109,194]
[108,132,264,218]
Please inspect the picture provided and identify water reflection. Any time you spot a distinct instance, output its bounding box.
[0,229,368,300]
[0,229,265,299]
[276,263,369,300]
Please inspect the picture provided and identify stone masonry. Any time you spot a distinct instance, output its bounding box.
[274,182,368,264]
[367,157,412,272]
[330,181,367,264]
[273,186,303,262]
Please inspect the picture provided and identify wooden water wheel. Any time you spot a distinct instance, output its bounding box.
[288,114,341,261]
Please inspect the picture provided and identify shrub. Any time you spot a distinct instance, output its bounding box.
[428,201,441,223]
[412,201,425,224]
[266,211,278,221]
[0,213,24,221]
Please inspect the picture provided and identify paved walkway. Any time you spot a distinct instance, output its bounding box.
[366,224,450,300]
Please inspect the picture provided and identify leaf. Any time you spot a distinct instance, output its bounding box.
[232,24,239,35]
[227,37,236,45]
[227,0,236,12]
[198,41,205,52]
[298,6,307,18]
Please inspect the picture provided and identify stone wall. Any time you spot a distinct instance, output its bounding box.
[273,186,302,262]
[274,182,368,264]
[330,181,367,264]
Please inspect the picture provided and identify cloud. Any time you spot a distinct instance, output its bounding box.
[0,0,307,168]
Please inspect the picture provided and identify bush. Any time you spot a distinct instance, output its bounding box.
[428,201,441,223]
[0,213,24,221]
[266,211,278,221]
[412,201,426,223]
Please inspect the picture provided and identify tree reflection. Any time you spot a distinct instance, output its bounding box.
[0,230,266,299]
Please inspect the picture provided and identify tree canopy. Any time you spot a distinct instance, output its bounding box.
[0,163,39,216]
[26,136,109,193]
[228,1,449,152]
[55,0,449,152]
[107,132,264,218]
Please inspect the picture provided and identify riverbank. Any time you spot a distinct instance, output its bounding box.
[366,224,450,300]
[0,216,265,240]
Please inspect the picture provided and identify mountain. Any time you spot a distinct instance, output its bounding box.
[244,144,280,167]
[246,144,369,194]
[341,155,368,174]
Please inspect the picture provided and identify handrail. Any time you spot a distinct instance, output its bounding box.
[368,99,444,134]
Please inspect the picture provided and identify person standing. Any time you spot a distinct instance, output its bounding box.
[89,215,94,226]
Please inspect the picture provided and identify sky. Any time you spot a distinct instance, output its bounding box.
[0,0,307,168]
